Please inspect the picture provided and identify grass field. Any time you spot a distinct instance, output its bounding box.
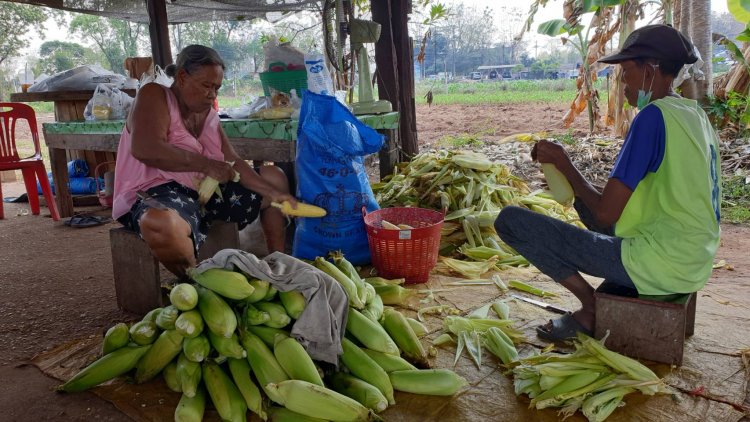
[414,79,583,105]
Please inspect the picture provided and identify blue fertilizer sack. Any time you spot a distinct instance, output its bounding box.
[292,91,384,265]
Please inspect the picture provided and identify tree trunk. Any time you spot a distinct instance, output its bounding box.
[690,0,712,100]
[675,0,712,101]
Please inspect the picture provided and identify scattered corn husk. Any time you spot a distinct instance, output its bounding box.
[440,315,526,370]
[508,279,558,298]
[373,150,582,275]
[511,333,671,421]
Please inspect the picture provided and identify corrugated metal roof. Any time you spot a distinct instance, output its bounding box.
[5,0,321,23]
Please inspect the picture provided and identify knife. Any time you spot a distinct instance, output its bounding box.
[511,294,569,314]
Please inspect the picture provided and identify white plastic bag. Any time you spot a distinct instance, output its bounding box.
[84,84,134,121]
[304,52,334,95]
[138,65,173,90]
[263,37,305,71]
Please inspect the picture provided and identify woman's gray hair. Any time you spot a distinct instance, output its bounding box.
[164,45,225,77]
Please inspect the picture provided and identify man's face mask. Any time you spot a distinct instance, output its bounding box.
[637,63,659,110]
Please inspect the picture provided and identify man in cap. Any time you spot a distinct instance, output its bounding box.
[494,25,721,341]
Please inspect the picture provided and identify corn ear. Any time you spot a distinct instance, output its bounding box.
[255,301,292,328]
[389,369,468,396]
[155,305,180,330]
[361,293,384,323]
[581,386,635,422]
[202,360,247,422]
[196,286,237,338]
[163,360,182,392]
[264,285,279,301]
[182,334,210,362]
[247,325,290,348]
[362,348,417,373]
[279,290,306,319]
[129,320,159,346]
[314,257,365,309]
[331,251,368,306]
[274,335,324,386]
[177,353,202,398]
[267,407,328,422]
[190,268,255,300]
[380,219,401,230]
[341,337,396,405]
[451,151,493,171]
[406,317,428,337]
[58,344,151,392]
[374,284,415,305]
[240,330,289,400]
[170,283,199,311]
[271,201,327,217]
[209,331,246,359]
[265,379,375,422]
[243,303,271,326]
[135,329,184,383]
[364,277,405,286]
[174,386,206,422]
[227,357,267,420]
[141,307,162,323]
[382,307,428,367]
[197,176,221,205]
[174,309,204,338]
[101,322,129,355]
[245,279,271,303]
[329,372,389,413]
[346,308,400,356]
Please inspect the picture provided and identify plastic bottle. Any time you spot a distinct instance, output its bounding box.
[541,163,574,205]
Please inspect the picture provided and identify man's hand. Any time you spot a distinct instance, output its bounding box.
[201,159,236,183]
[532,139,572,169]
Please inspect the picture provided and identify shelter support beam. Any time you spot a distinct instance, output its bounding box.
[146,0,173,68]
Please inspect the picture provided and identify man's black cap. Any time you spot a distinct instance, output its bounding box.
[599,24,698,64]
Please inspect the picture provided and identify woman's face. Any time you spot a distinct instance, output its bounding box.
[176,64,224,112]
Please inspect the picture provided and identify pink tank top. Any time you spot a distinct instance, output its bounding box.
[112,85,224,219]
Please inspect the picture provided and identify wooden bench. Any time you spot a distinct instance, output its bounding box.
[594,282,696,366]
[110,222,239,315]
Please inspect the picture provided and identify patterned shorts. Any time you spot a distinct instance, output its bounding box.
[117,180,263,254]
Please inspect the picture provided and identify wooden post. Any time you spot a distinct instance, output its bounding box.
[147,0,173,68]
[371,0,418,160]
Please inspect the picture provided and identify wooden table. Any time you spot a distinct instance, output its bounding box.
[10,89,137,175]
[42,113,400,217]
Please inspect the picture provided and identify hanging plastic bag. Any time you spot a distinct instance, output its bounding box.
[292,92,385,265]
[304,52,334,95]
[138,65,172,90]
[84,84,134,121]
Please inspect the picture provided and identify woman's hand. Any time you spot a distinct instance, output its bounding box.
[531,140,571,168]
[201,158,236,183]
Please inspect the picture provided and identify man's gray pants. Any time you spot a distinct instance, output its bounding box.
[494,200,636,291]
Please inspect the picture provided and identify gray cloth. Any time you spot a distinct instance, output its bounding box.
[195,249,348,365]
[494,200,635,290]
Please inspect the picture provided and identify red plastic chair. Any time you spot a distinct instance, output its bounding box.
[0,102,60,221]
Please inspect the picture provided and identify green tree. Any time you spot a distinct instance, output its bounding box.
[69,15,146,74]
[0,3,48,67]
[35,41,95,74]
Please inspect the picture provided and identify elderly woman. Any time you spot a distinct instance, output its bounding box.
[113,45,296,277]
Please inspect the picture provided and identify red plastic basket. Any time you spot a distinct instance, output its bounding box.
[364,207,445,284]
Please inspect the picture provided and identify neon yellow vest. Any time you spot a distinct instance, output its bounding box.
[615,97,721,295]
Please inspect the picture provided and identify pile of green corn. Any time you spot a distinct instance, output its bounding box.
[511,333,671,422]
[60,254,467,422]
[372,150,583,274]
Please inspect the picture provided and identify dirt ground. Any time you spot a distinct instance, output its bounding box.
[0,104,747,421]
